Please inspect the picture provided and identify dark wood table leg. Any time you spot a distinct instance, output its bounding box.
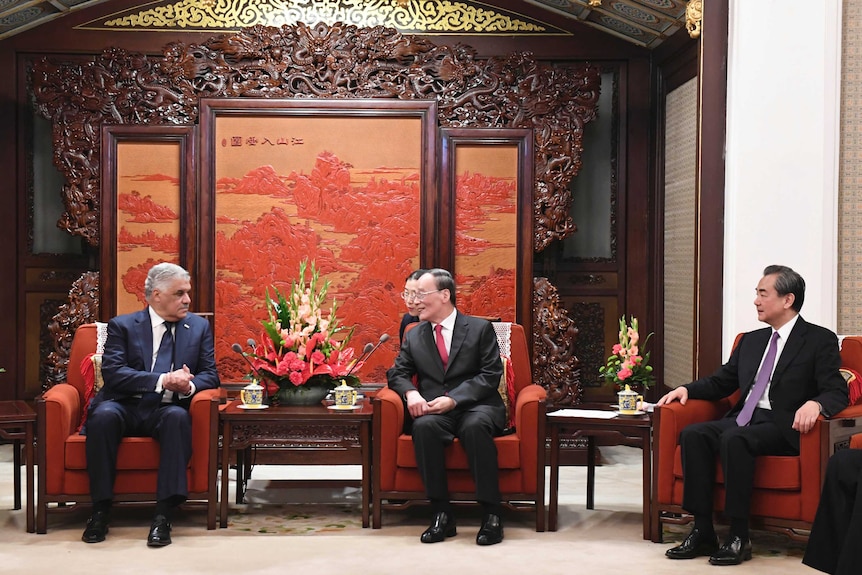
[219,420,231,528]
[586,435,596,510]
[25,423,35,533]
[641,427,651,540]
[13,438,21,510]
[548,422,560,531]
[360,419,370,528]
[235,448,245,505]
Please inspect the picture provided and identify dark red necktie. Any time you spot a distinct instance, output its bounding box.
[435,323,448,369]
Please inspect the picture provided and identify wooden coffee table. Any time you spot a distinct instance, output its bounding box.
[218,399,373,528]
[546,405,653,539]
[0,400,36,533]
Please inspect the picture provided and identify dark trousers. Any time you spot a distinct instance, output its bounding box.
[411,409,502,507]
[85,399,192,503]
[803,449,862,575]
[680,409,795,520]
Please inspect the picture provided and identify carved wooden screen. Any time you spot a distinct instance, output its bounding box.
[199,99,437,383]
[100,126,196,318]
[441,128,533,336]
[33,23,600,401]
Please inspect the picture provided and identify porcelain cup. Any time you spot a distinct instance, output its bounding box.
[333,382,357,409]
[240,381,264,407]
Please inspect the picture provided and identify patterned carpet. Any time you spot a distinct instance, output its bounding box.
[225,503,363,535]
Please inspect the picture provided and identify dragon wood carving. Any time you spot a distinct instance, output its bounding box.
[31,23,597,402]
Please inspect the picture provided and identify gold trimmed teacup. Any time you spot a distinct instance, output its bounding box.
[617,384,643,415]
[240,381,264,408]
[333,381,357,409]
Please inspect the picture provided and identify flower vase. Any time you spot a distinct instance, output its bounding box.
[274,382,331,406]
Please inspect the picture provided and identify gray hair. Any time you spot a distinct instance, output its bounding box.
[145,262,190,300]
[406,268,428,282]
[425,268,456,306]
[763,264,805,312]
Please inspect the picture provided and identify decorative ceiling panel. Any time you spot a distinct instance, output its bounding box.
[77,0,568,35]
[527,0,686,47]
[0,0,694,45]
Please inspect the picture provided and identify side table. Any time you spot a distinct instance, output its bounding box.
[0,400,36,533]
[547,406,653,539]
[219,399,373,528]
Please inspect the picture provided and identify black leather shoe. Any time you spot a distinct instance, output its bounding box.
[147,514,172,547]
[665,526,719,559]
[420,512,456,543]
[476,514,504,546]
[709,535,752,566]
[81,511,110,544]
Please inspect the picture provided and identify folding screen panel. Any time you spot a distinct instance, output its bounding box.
[440,128,534,339]
[100,126,196,318]
[199,99,437,383]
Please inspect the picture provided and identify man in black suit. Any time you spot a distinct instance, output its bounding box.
[387,268,506,545]
[82,262,220,547]
[803,448,862,575]
[657,265,848,565]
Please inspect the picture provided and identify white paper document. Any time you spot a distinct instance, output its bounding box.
[548,409,618,419]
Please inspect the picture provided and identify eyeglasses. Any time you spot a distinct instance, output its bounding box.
[401,289,442,302]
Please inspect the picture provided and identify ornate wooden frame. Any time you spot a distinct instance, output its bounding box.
[440,127,533,339]
[31,22,598,399]
[100,125,197,319]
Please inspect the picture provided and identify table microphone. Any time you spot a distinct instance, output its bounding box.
[345,333,390,377]
[232,342,265,381]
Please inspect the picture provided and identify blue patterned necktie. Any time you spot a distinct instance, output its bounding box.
[736,331,779,426]
[141,321,174,411]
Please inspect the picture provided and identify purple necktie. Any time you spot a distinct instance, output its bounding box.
[736,331,779,426]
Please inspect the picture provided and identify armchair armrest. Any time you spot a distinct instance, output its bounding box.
[373,387,405,491]
[188,389,220,493]
[37,383,83,495]
[513,384,546,493]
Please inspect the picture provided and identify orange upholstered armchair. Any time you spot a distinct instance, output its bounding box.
[36,323,220,533]
[652,334,862,542]
[372,322,546,531]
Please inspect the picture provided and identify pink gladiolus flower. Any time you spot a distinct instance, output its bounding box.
[617,368,633,380]
[612,344,623,355]
[629,346,639,357]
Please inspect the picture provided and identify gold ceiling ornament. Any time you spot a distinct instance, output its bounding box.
[588,0,601,6]
[97,0,551,34]
[686,0,702,39]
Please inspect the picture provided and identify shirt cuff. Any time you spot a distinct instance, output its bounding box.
[179,382,196,399]
[155,373,166,393]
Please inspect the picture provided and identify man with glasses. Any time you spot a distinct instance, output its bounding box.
[399,269,426,342]
[387,268,506,546]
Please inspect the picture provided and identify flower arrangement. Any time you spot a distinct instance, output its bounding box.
[598,315,655,389]
[247,260,361,403]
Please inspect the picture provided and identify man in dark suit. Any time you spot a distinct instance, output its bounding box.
[803,448,862,575]
[82,262,220,547]
[387,268,506,545]
[657,264,848,566]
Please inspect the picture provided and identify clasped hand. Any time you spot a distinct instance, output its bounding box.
[163,364,195,395]
[405,390,456,418]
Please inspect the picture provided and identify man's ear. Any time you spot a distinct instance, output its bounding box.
[784,293,795,309]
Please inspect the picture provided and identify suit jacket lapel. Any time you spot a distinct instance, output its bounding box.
[771,317,807,384]
[174,317,189,367]
[417,322,445,373]
[447,313,468,370]
[136,309,154,371]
